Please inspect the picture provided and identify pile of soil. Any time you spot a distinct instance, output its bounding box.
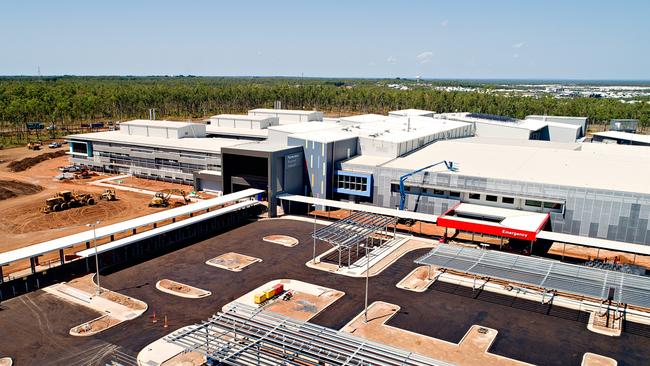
[7,150,67,172]
[0,180,43,200]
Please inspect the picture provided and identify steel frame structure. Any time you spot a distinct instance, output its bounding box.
[165,302,453,366]
[416,245,650,309]
[312,211,396,268]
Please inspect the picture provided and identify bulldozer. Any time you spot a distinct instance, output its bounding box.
[149,189,190,208]
[99,189,117,201]
[43,190,96,213]
[27,141,42,150]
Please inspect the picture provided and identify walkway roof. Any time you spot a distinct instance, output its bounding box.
[416,245,650,308]
[537,231,650,256]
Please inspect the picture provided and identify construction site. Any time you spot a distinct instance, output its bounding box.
[0,108,649,366]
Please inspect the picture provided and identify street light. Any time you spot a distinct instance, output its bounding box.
[364,236,370,323]
[86,220,101,296]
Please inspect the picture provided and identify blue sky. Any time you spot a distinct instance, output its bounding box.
[0,0,648,79]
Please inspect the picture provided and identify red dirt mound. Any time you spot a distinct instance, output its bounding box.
[7,150,67,172]
[0,180,43,200]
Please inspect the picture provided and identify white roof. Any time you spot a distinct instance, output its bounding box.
[76,200,258,258]
[527,115,588,122]
[120,119,198,128]
[340,114,389,124]
[204,125,269,138]
[268,122,341,135]
[516,119,550,131]
[210,114,274,121]
[381,138,650,194]
[67,130,246,154]
[544,121,582,130]
[249,108,320,116]
[388,109,435,117]
[0,189,263,266]
[592,131,650,144]
[450,203,548,232]
[278,194,438,223]
[537,231,650,256]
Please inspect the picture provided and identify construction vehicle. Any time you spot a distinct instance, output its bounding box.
[398,160,457,211]
[149,189,190,208]
[27,141,42,150]
[99,189,117,201]
[43,191,95,213]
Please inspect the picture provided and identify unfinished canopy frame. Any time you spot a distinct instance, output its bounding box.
[416,245,650,309]
[165,302,452,366]
[312,211,396,267]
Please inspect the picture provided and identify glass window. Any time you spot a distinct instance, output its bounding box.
[433,189,445,196]
[486,195,498,202]
[469,193,481,200]
[525,200,542,207]
[449,191,461,198]
[502,197,515,204]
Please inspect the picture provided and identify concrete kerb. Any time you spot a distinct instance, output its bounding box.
[155,279,212,299]
[396,265,438,292]
[0,357,12,366]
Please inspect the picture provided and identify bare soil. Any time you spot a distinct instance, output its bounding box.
[397,266,435,292]
[263,235,299,247]
[70,315,121,335]
[157,279,211,298]
[0,179,42,200]
[206,252,261,271]
[7,150,67,172]
[112,176,194,194]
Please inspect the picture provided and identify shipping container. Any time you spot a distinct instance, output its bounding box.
[264,288,276,299]
[272,284,284,293]
[254,293,267,304]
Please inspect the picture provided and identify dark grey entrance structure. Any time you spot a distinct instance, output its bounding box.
[221,142,305,217]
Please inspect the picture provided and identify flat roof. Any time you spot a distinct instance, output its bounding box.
[120,119,198,128]
[0,189,263,266]
[339,114,389,123]
[439,203,548,240]
[389,108,435,116]
[76,200,258,258]
[67,130,246,154]
[204,125,269,138]
[224,141,299,153]
[592,131,650,144]
[209,114,275,121]
[249,108,320,115]
[537,230,650,256]
[380,138,650,194]
[268,122,340,134]
[278,194,439,223]
[527,115,588,121]
[289,130,358,143]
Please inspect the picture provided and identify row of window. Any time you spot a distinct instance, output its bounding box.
[337,175,368,192]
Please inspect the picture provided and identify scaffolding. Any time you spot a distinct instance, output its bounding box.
[312,211,396,268]
[165,302,453,366]
[416,245,650,309]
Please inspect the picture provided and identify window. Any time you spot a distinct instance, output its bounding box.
[469,193,481,200]
[486,195,498,202]
[433,189,445,196]
[449,191,461,198]
[525,200,542,207]
[502,197,515,204]
[336,172,371,197]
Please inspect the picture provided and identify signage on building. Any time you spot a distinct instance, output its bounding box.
[437,216,538,241]
[286,153,301,169]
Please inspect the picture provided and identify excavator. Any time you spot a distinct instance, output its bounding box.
[149,189,190,208]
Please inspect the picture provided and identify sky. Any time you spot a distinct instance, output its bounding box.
[0,0,648,79]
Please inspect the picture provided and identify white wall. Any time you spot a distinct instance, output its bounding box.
[475,123,531,140]
[547,124,580,142]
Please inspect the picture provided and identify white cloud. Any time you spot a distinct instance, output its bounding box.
[513,53,520,59]
[512,42,526,49]
[416,51,433,64]
[440,19,449,27]
[386,56,397,64]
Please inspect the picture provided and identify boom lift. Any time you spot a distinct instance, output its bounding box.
[398,160,457,211]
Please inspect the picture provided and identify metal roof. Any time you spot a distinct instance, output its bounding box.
[277,194,439,223]
[537,231,650,256]
[592,131,650,144]
[416,245,650,308]
[313,212,395,249]
[0,189,263,266]
[76,200,258,258]
[165,302,454,366]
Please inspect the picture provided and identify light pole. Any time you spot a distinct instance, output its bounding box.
[364,236,369,323]
[86,220,101,296]
[312,205,317,264]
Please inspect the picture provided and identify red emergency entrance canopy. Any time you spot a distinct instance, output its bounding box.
[437,203,549,241]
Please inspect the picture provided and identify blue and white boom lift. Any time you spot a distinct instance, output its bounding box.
[398,160,457,211]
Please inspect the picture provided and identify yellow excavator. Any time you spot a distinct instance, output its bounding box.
[43,190,95,213]
[149,189,190,208]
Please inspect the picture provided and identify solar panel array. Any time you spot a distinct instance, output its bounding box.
[416,245,650,308]
[165,302,453,366]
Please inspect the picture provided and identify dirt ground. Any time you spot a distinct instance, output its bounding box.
[548,243,650,269]
[0,151,171,254]
[161,351,205,366]
[71,315,121,335]
[262,234,299,247]
[67,275,147,312]
[206,252,261,271]
[111,176,195,194]
[264,288,344,321]
[0,179,42,200]
[157,279,211,298]
[396,265,435,292]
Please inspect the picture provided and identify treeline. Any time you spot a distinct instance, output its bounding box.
[0,76,648,127]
